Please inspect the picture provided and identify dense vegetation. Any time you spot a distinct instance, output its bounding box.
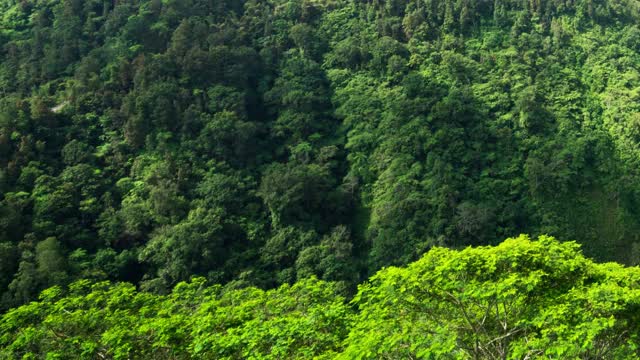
[2,0,640,314]
[3,236,640,359]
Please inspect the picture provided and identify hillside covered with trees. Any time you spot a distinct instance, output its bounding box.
[2,0,640,339]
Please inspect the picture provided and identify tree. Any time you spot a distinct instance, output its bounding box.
[35,237,67,286]
[139,207,228,291]
[295,225,357,285]
[265,54,332,143]
[7,251,39,307]
[61,140,94,165]
[0,242,18,292]
[341,235,640,359]
[258,163,343,229]
[289,23,325,59]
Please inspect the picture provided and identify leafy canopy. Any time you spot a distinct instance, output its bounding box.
[3,236,640,359]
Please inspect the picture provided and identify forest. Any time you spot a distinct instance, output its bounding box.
[2,0,640,356]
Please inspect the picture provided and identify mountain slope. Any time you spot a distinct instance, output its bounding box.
[2,0,640,309]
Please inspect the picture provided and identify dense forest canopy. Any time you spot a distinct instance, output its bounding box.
[2,0,640,314]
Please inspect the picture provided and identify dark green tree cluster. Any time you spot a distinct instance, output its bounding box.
[3,236,640,359]
[2,0,640,309]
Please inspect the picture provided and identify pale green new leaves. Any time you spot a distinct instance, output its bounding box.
[342,235,640,359]
[3,235,640,359]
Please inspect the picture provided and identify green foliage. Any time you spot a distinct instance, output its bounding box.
[0,276,351,359]
[3,236,640,358]
[342,235,640,359]
[2,0,640,311]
